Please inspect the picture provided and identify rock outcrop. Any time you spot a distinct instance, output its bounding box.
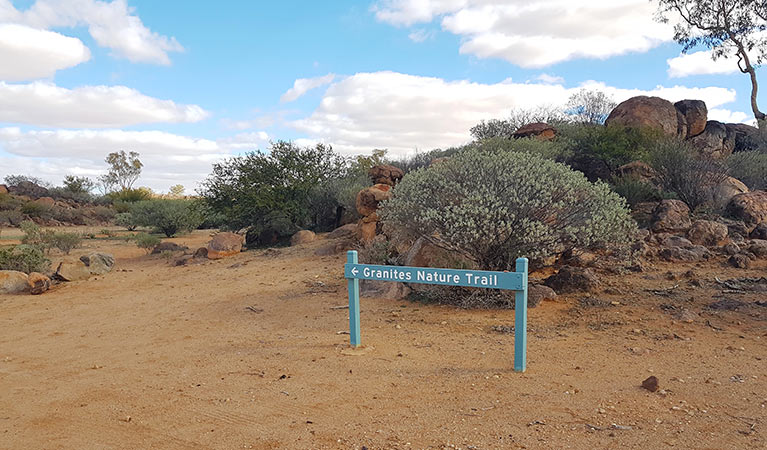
[727,191,767,230]
[651,200,691,233]
[543,266,599,293]
[513,122,556,140]
[688,120,735,159]
[355,183,393,243]
[674,99,707,138]
[726,123,764,152]
[606,96,682,137]
[368,165,404,186]
[686,220,728,246]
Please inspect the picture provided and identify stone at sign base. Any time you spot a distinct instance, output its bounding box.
[0,270,29,294]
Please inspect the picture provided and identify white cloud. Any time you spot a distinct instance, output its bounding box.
[667,50,740,78]
[280,74,336,103]
[535,73,564,84]
[0,81,209,128]
[0,0,182,65]
[291,71,740,156]
[0,127,270,191]
[0,24,91,81]
[373,0,673,67]
[408,28,435,43]
[708,108,751,124]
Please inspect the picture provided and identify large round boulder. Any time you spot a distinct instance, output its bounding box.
[605,96,682,136]
[207,232,245,259]
[0,270,28,294]
[355,184,392,216]
[727,191,767,229]
[674,100,708,138]
[327,223,358,240]
[0,184,7,194]
[368,165,404,186]
[688,120,736,159]
[651,199,691,233]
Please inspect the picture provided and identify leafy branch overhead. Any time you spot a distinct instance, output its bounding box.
[655,0,767,123]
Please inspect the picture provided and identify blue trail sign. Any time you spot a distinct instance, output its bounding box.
[344,250,529,372]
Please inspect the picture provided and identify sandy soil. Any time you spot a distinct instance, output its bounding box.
[1,230,766,449]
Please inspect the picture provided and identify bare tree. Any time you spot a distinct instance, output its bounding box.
[565,89,617,124]
[656,0,767,126]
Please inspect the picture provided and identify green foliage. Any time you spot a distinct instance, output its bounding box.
[90,206,116,222]
[0,210,23,226]
[4,174,50,188]
[168,184,185,196]
[108,187,152,203]
[20,201,53,219]
[199,141,347,235]
[129,199,202,237]
[469,106,565,140]
[62,175,95,194]
[558,123,663,180]
[20,221,54,252]
[102,151,143,191]
[0,193,24,211]
[0,244,50,274]
[649,138,730,210]
[381,151,637,271]
[610,176,663,208]
[115,212,139,230]
[49,232,83,255]
[133,232,161,253]
[467,136,571,162]
[727,151,767,190]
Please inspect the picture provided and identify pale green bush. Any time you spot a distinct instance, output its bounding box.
[380,151,637,271]
[133,232,161,253]
[0,244,50,273]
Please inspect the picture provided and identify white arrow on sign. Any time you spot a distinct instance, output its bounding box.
[351,266,359,276]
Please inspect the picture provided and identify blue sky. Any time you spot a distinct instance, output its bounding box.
[0,0,757,192]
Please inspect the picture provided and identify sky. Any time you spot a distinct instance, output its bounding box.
[0,0,758,193]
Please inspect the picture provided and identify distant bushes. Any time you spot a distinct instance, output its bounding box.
[381,151,637,271]
[133,232,161,253]
[129,199,202,237]
[199,141,353,243]
[19,221,83,255]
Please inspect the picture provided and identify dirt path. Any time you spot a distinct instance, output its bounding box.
[1,231,765,449]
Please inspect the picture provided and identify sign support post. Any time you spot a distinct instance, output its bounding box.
[347,250,361,347]
[344,250,529,371]
[514,257,528,372]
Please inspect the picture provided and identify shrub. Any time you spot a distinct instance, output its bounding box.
[381,151,637,271]
[199,141,347,234]
[727,151,767,190]
[134,232,161,253]
[50,232,82,255]
[0,244,51,273]
[19,221,55,252]
[20,202,53,219]
[557,123,663,180]
[649,138,730,210]
[0,193,24,211]
[129,199,202,237]
[115,212,139,231]
[47,187,93,204]
[108,188,152,203]
[610,176,663,208]
[0,210,24,226]
[90,206,116,222]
